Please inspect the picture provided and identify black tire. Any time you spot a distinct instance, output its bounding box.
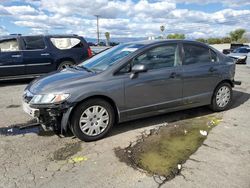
[209,82,233,112]
[71,99,115,142]
[57,61,74,70]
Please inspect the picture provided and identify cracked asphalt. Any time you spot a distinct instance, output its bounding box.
[0,65,250,188]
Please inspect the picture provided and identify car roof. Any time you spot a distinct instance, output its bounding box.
[0,34,82,39]
[234,46,250,50]
[123,39,206,46]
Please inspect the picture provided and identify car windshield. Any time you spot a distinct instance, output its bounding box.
[232,48,241,53]
[78,43,144,72]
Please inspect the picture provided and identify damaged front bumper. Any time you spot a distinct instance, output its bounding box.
[22,100,74,134]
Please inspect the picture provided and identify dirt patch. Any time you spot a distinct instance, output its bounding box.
[53,142,82,161]
[115,115,222,182]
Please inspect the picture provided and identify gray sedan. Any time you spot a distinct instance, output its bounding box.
[23,40,237,141]
[228,47,250,64]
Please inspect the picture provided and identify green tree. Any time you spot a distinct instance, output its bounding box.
[207,38,222,44]
[196,38,206,43]
[221,37,231,43]
[229,29,246,42]
[167,33,185,39]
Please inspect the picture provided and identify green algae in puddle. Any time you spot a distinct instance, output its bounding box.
[115,115,222,178]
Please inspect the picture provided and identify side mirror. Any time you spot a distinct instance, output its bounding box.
[130,64,148,79]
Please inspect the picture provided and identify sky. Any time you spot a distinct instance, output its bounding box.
[0,0,250,39]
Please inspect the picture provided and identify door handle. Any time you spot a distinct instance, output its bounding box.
[170,72,177,78]
[209,67,217,72]
[11,55,22,58]
[41,53,50,56]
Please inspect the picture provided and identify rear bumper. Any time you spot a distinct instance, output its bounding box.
[233,80,242,86]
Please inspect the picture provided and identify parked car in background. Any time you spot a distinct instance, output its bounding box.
[222,43,249,55]
[0,34,92,80]
[227,47,250,64]
[22,40,238,141]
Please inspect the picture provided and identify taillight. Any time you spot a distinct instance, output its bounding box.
[87,47,92,57]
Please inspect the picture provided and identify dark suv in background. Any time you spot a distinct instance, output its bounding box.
[0,34,92,80]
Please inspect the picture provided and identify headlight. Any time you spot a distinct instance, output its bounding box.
[30,93,70,104]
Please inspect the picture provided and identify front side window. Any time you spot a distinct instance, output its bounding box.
[131,44,179,70]
[50,37,83,50]
[238,48,249,53]
[183,44,210,65]
[23,36,45,50]
[0,39,19,52]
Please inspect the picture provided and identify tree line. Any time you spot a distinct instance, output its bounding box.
[157,29,248,44]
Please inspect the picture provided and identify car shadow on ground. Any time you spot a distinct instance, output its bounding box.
[1,89,249,139]
[109,90,250,138]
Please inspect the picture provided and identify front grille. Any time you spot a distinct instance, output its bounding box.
[23,90,34,103]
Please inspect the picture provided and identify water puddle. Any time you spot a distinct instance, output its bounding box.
[53,142,82,161]
[115,115,222,182]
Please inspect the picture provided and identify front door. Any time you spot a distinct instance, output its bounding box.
[123,43,183,119]
[0,38,24,78]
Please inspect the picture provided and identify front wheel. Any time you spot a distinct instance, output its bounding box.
[210,82,233,112]
[71,99,115,141]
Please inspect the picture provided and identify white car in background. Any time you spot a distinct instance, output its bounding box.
[228,47,250,64]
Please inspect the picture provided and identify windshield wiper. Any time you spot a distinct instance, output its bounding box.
[72,65,94,73]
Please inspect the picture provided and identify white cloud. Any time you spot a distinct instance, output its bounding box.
[0,0,250,39]
[0,26,8,35]
[4,5,39,15]
[172,0,250,7]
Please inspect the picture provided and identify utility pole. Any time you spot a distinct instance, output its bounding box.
[95,15,100,45]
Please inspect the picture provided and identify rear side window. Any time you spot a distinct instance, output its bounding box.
[0,39,19,52]
[50,37,83,50]
[23,36,45,50]
[183,44,210,65]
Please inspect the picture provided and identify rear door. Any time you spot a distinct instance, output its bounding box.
[21,36,54,75]
[181,42,221,105]
[0,38,25,78]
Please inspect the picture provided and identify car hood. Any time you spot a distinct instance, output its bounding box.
[228,53,247,59]
[27,68,96,94]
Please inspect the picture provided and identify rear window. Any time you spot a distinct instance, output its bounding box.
[23,36,45,50]
[0,39,19,52]
[183,43,211,65]
[50,37,83,50]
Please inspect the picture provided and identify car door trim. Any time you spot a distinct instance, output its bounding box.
[26,62,52,66]
[120,98,181,113]
[0,64,25,68]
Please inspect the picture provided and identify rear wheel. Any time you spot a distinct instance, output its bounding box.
[71,99,115,141]
[210,82,233,111]
[57,61,74,70]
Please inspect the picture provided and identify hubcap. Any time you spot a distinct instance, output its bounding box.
[216,86,231,108]
[79,105,109,136]
[59,63,71,70]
